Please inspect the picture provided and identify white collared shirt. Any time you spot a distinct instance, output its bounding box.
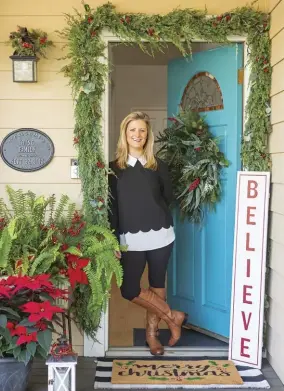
[127,155,147,167]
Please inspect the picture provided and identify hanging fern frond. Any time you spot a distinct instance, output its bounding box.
[66,202,77,226]
[48,194,57,226]
[0,219,17,271]
[29,245,60,276]
[54,195,70,225]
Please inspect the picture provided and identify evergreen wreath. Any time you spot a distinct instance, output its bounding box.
[156,110,229,223]
[59,2,271,336]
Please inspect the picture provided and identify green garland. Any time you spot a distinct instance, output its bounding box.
[59,2,271,336]
[156,110,229,223]
[60,2,271,226]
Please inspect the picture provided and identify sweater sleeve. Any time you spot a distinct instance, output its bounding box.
[108,163,120,241]
[158,159,174,207]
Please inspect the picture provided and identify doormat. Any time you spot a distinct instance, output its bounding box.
[133,328,228,348]
[94,357,270,389]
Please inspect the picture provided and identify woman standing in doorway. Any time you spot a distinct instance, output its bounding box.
[108,111,187,356]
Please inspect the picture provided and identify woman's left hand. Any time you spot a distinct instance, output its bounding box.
[114,250,121,259]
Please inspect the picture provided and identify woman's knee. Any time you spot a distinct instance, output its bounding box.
[120,285,141,301]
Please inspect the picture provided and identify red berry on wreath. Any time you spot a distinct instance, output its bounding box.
[147,28,155,36]
[212,22,218,28]
[73,136,79,144]
[264,68,269,73]
[195,147,201,152]
[226,14,231,21]
[189,178,200,192]
[125,16,131,23]
[91,31,97,37]
[217,15,223,21]
[40,37,47,44]
[87,16,93,23]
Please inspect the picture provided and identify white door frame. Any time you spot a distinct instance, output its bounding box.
[84,30,250,357]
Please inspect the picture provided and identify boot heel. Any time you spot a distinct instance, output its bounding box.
[182,313,189,327]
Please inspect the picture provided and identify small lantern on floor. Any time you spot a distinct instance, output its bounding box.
[9,55,37,83]
[46,336,78,391]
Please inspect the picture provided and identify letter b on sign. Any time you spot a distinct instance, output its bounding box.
[247,180,258,199]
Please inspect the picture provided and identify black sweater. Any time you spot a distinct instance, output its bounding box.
[108,157,174,243]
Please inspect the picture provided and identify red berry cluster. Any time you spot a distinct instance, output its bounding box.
[39,37,47,45]
[147,28,155,36]
[22,42,33,49]
[120,16,131,24]
[67,211,86,236]
[256,56,270,73]
[73,136,79,145]
[189,178,200,192]
[96,161,105,169]
[213,13,231,27]
[0,217,7,231]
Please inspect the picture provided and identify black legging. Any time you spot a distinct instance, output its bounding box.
[120,243,174,301]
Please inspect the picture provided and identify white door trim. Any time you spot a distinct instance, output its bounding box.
[84,30,250,357]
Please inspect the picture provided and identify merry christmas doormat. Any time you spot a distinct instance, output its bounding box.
[112,359,242,386]
[94,357,270,389]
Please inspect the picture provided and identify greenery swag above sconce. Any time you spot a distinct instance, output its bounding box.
[8,26,54,83]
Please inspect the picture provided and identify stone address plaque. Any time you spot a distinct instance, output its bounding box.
[0,128,54,172]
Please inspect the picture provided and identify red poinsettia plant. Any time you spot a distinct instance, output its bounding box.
[0,274,67,365]
[0,187,122,338]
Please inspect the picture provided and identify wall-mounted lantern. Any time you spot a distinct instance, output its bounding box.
[8,26,54,83]
[9,55,37,83]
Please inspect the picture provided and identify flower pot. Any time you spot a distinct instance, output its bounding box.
[0,357,32,391]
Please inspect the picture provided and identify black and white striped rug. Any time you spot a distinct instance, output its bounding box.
[94,357,270,389]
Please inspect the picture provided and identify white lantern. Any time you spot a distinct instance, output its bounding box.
[46,355,77,391]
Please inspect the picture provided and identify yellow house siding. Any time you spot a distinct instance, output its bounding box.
[268,0,284,382]
[0,3,84,355]
[269,0,281,11]
[0,0,267,16]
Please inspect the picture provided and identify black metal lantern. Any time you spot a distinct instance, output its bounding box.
[9,55,37,83]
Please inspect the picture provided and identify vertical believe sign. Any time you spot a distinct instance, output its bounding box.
[229,172,270,369]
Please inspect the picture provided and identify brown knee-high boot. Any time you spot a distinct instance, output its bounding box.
[146,287,166,355]
[132,288,187,347]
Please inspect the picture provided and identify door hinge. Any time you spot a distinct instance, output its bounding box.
[238,68,244,85]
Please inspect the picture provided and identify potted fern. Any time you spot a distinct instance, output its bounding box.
[0,186,123,341]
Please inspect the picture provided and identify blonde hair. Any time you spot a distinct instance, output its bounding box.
[116,111,157,170]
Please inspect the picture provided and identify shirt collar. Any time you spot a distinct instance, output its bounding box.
[127,155,147,167]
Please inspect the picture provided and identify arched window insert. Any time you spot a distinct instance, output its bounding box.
[180,72,224,112]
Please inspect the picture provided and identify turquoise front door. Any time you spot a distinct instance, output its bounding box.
[167,45,243,338]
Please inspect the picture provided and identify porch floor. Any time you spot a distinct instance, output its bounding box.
[28,357,284,391]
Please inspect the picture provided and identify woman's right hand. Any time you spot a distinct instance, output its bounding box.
[114,250,121,259]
